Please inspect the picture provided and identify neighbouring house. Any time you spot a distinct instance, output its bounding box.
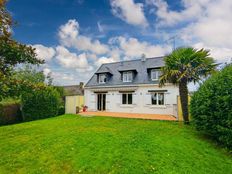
[63,83,85,114]
[63,82,84,96]
[84,56,179,118]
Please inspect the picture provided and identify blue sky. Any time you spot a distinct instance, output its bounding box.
[7,0,232,86]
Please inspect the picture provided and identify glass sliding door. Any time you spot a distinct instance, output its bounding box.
[97,93,106,111]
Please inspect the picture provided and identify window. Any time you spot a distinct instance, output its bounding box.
[122,93,133,104]
[123,71,133,82]
[151,93,164,105]
[151,69,161,81]
[98,74,106,84]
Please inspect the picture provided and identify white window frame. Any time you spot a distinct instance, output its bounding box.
[151,69,161,81]
[151,92,165,105]
[123,71,133,82]
[98,74,106,84]
[122,93,133,105]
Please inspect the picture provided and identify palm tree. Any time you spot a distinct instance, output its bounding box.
[159,47,217,124]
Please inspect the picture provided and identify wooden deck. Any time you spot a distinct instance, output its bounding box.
[80,111,177,121]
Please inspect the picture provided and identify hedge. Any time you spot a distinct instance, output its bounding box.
[22,87,61,121]
[190,65,232,149]
[0,100,22,125]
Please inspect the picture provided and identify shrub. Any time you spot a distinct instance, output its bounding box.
[0,99,22,125]
[190,65,232,149]
[22,87,61,121]
[54,86,65,115]
[58,105,65,115]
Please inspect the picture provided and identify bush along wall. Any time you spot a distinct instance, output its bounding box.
[21,87,61,121]
[190,65,232,150]
[0,100,22,125]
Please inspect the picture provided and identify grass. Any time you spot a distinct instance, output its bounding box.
[0,114,231,174]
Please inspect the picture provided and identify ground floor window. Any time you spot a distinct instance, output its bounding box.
[122,93,133,104]
[151,93,164,105]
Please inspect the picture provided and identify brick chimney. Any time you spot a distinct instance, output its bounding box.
[141,53,146,62]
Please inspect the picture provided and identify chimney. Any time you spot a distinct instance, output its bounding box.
[141,53,146,62]
[79,82,84,89]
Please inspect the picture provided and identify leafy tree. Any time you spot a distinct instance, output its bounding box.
[159,47,217,124]
[0,0,43,99]
[46,72,53,86]
[14,65,45,84]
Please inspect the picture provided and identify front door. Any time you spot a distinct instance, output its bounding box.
[97,93,106,111]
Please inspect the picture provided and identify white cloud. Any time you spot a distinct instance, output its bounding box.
[58,19,109,54]
[33,44,55,62]
[42,68,76,85]
[58,19,79,42]
[182,1,232,47]
[87,53,98,61]
[148,0,232,62]
[108,48,121,61]
[95,56,116,67]
[194,42,232,63]
[53,72,75,81]
[110,0,148,27]
[111,36,171,58]
[43,68,51,76]
[146,0,209,27]
[180,0,232,62]
[55,46,91,70]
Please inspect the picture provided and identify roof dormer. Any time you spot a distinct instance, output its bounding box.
[147,68,162,81]
[118,69,137,83]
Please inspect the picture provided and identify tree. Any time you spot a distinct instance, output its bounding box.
[46,72,53,86]
[0,0,43,99]
[14,65,45,84]
[159,47,217,124]
[0,0,43,74]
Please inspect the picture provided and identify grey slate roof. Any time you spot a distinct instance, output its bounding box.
[85,57,164,87]
[62,83,84,96]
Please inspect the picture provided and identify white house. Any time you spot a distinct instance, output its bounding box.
[84,56,179,118]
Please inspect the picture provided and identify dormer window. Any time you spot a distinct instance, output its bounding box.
[123,71,133,82]
[151,69,161,81]
[98,74,106,84]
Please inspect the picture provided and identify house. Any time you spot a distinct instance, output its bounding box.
[84,56,179,118]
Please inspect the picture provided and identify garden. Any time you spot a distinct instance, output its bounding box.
[0,114,231,174]
[0,1,231,173]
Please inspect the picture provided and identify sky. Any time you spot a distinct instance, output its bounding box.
[7,0,232,86]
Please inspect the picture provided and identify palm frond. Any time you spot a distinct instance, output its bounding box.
[159,47,217,86]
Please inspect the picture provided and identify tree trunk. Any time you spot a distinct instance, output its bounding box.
[179,81,189,124]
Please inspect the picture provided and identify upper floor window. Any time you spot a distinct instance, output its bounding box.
[98,74,106,84]
[151,92,164,105]
[123,71,133,82]
[151,69,161,81]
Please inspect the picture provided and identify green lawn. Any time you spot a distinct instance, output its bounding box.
[0,115,231,174]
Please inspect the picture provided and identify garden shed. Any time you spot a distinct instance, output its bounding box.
[64,83,84,114]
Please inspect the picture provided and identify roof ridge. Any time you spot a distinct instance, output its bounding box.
[101,56,164,66]
[57,85,81,87]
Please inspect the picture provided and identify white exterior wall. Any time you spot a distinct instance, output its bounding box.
[84,84,179,117]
